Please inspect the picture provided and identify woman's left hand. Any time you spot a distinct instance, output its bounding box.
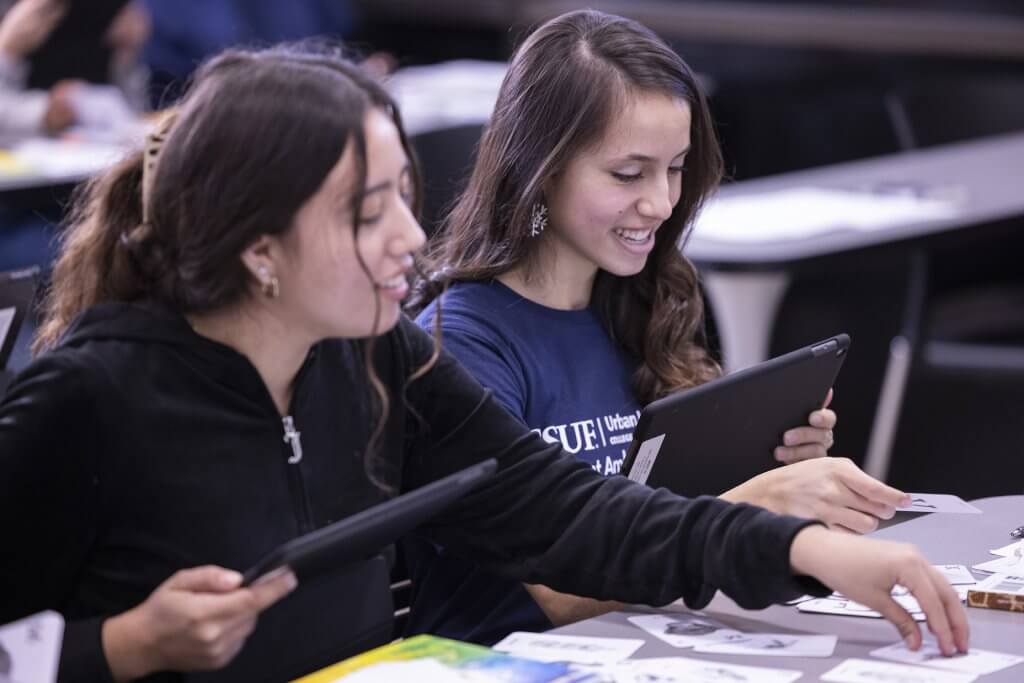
[774,388,836,464]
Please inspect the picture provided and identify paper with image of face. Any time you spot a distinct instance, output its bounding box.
[991,540,1024,557]
[871,638,1024,676]
[796,597,926,621]
[626,613,743,649]
[693,633,837,657]
[822,658,977,683]
[0,611,64,683]
[492,631,644,665]
[897,494,981,514]
[611,656,803,683]
[933,565,976,586]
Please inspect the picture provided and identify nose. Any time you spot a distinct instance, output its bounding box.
[394,200,427,254]
[636,175,675,222]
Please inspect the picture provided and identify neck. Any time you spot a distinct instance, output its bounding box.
[188,303,311,416]
[498,238,598,311]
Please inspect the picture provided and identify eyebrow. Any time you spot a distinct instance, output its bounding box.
[613,145,691,164]
[351,164,411,201]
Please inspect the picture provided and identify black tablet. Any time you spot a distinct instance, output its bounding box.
[241,458,498,586]
[621,334,849,497]
[0,267,41,370]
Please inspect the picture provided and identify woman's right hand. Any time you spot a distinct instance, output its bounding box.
[721,457,909,534]
[790,525,969,655]
[102,566,297,682]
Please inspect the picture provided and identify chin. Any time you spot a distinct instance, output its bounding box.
[601,257,649,278]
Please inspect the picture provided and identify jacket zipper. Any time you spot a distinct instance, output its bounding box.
[282,415,315,534]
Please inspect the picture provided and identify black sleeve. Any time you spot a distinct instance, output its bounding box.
[395,317,828,609]
[0,352,115,683]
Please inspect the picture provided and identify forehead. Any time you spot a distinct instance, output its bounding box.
[320,107,407,195]
[364,107,407,174]
[592,91,692,159]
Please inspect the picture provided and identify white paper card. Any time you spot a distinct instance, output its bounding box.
[991,540,1024,557]
[971,572,1024,595]
[612,656,803,683]
[797,597,926,621]
[871,638,1024,676]
[492,632,644,665]
[0,611,64,683]
[626,434,665,485]
[934,565,976,586]
[693,187,962,244]
[971,552,1024,574]
[694,633,837,657]
[897,494,981,514]
[821,658,977,683]
[626,613,742,649]
[0,306,15,346]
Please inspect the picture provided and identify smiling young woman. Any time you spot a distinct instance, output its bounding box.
[406,9,920,644]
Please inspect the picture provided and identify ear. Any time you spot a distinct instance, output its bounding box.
[240,234,279,285]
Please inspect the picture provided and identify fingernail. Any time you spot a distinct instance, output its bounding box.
[284,571,298,592]
[810,415,824,427]
[221,570,242,588]
[904,635,916,650]
[900,495,912,507]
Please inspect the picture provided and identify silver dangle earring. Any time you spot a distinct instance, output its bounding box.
[529,202,548,237]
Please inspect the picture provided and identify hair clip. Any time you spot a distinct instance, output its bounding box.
[141,111,178,226]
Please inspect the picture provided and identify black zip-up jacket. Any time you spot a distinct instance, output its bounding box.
[0,302,826,682]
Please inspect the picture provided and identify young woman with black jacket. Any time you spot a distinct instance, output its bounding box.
[0,46,968,682]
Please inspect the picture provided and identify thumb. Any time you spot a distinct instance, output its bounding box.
[165,565,243,593]
[841,467,910,508]
[246,569,298,612]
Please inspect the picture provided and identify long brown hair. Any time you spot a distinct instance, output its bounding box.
[410,9,723,403]
[35,46,423,490]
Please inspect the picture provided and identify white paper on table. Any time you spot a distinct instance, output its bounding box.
[626,613,743,649]
[972,552,1024,574]
[10,138,128,178]
[492,631,643,665]
[871,638,1024,676]
[693,633,837,657]
[797,597,926,621]
[897,494,982,514]
[822,658,977,683]
[933,565,976,586]
[0,610,64,683]
[991,540,1024,557]
[971,572,1024,595]
[692,187,963,244]
[611,656,803,683]
[385,60,505,136]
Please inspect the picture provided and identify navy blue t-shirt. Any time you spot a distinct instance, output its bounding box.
[404,280,641,644]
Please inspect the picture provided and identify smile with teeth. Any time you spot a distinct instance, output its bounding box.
[614,228,653,244]
[377,274,406,289]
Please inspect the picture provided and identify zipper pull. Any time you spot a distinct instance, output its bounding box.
[282,416,303,464]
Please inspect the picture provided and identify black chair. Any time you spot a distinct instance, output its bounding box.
[409,123,484,237]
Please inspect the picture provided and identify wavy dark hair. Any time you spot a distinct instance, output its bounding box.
[35,45,423,490]
[410,9,723,403]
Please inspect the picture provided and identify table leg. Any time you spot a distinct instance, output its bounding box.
[702,270,791,372]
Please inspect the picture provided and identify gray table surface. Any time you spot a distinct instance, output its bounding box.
[553,495,1024,681]
[686,131,1024,268]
